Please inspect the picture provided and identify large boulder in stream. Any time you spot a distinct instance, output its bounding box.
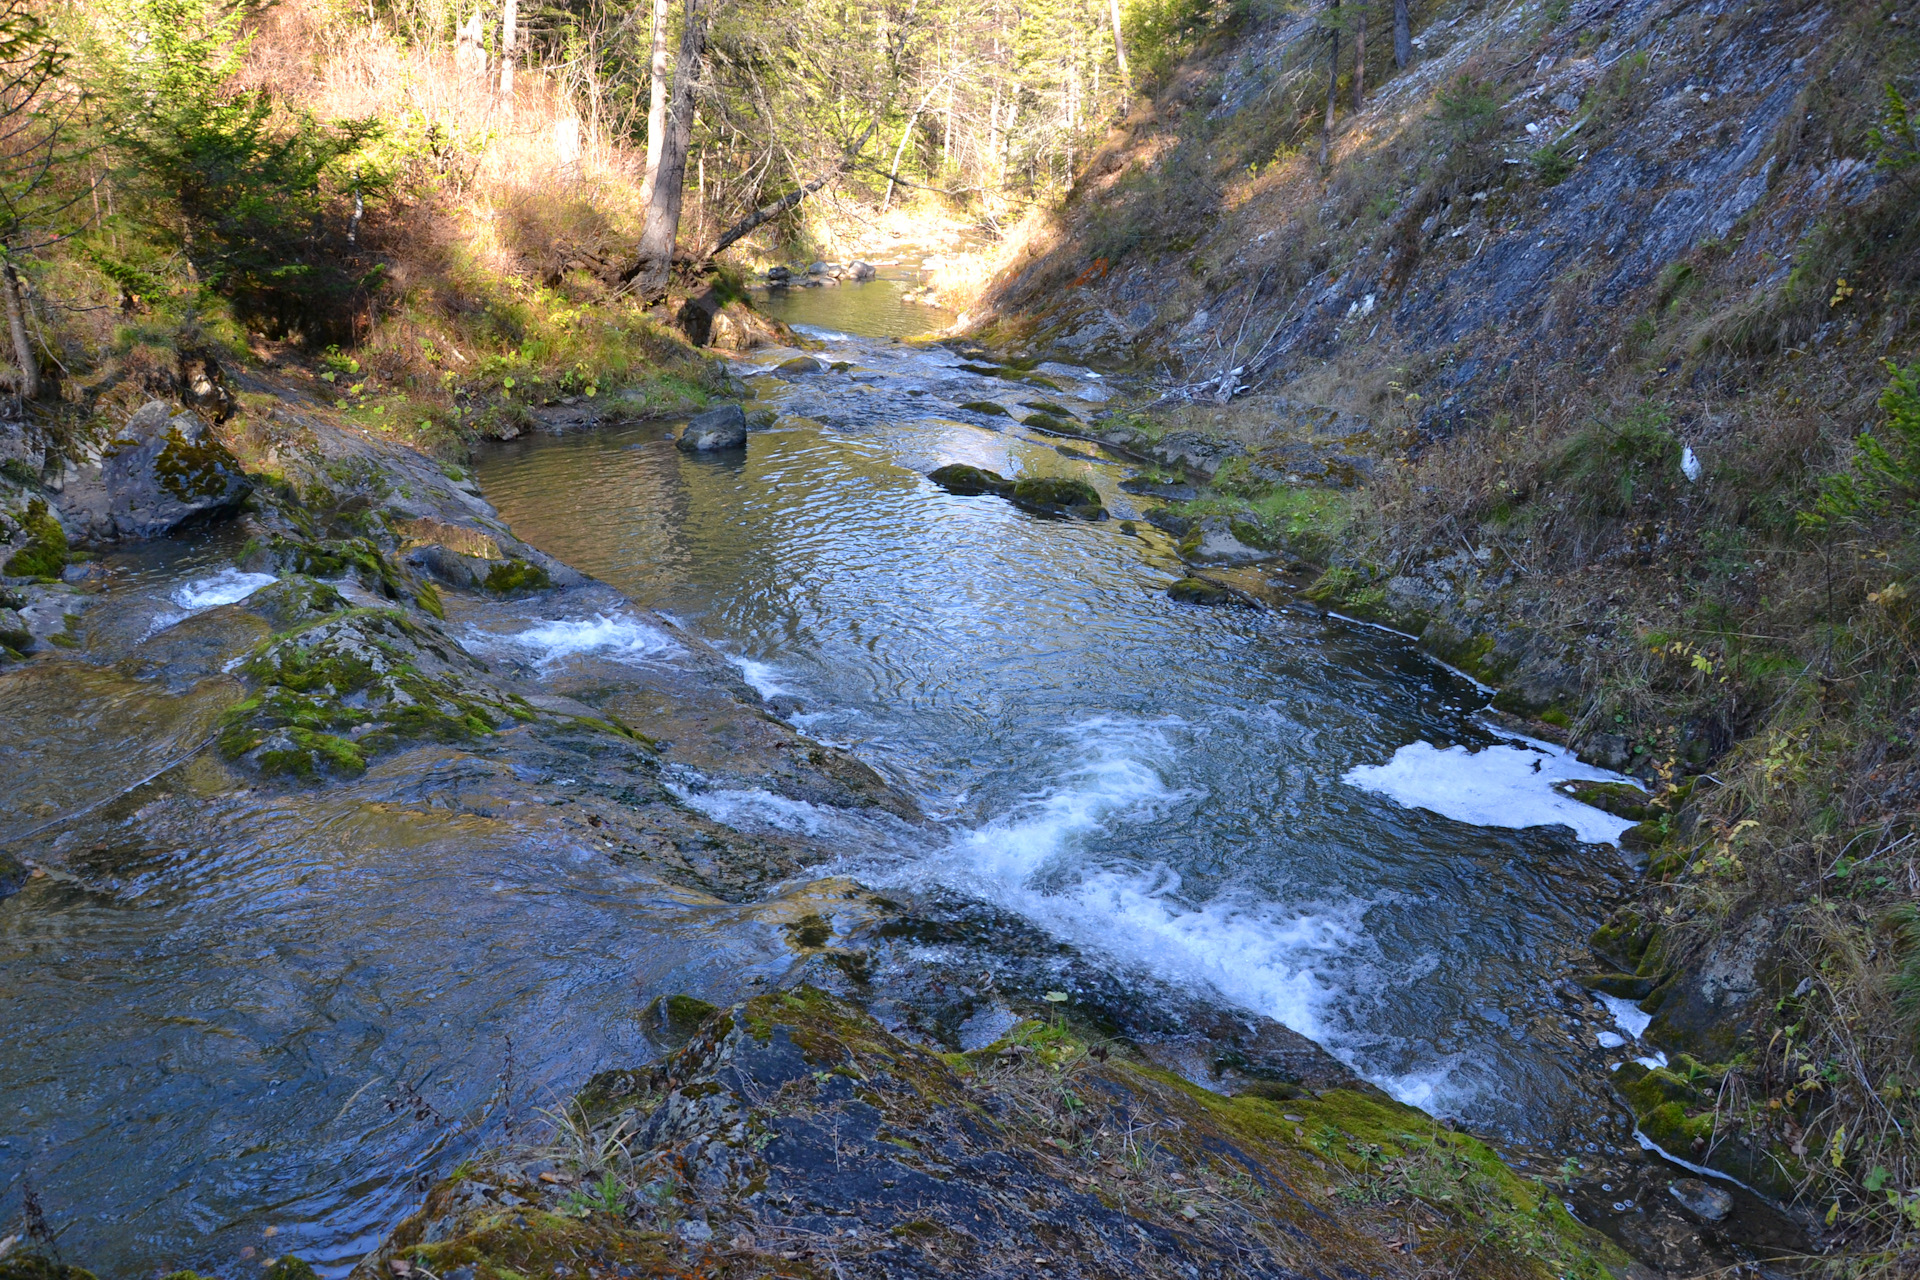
[927,463,1012,496]
[677,404,749,452]
[1009,475,1106,520]
[53,401,250,543]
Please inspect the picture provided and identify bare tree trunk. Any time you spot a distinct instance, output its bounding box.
[498,0,517,114]
[3,259,38,401]
[1319,2,1340,168]
[1109,0,1130,95]
[1353,6,1367,108]
[633,0,707,297]
[1393,0,1411,68]
[639,0,671,207]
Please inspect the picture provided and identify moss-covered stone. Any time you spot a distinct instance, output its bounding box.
[956,400,1009,416]
[482,557,550,595]
[0,1253,99,1280]
[360,986,1633,1280]
[218,608,533,780]
[1559,780,1652,821]
[260,1257,320,1280]
[1167,576,1241,606]
[926,463,1012,496]
[1008,475,1105,520]
[3,498,67,580]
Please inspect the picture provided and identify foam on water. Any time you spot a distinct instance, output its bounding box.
[171,568,279,610]
[885,717,1380,1079]
[666,783,843,837]
[729,655,792,699]
[1595,991,1654,1039]
[142,568,279,638]
[1343,734,1641,845]
[478,614,680,668]
[789,325,859,344]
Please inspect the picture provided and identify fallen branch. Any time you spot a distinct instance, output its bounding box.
[700,122,879,265]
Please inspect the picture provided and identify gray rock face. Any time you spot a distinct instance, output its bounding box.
[1667,1178,1733,1223]
[845,260,876,281]
[677,404,748,452]
[54,401,250,543]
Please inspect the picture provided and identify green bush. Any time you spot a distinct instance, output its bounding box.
[1434,75,1502,142]
[94,0,385,343]
[1549,403,1682,519]
[1802,361,1920,530]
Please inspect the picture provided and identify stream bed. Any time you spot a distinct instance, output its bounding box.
[0,277,1685,1276]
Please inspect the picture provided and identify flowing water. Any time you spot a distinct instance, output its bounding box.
[0,276,1659,1276]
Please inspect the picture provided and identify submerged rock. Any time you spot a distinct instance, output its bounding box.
[846,260,876,280]
[775,355,824,376]
[1009,475,1105,520]
[1667,1177,1734,1223]
[54,401,250,543]
[1167,576,1245,606]
[677,404,749,452]
[927,463,1012,496]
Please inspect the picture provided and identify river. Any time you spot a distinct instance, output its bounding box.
[0,272,1656,1276]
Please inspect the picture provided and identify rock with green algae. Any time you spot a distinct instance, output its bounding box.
[926,463,1012,496]
[50,401,251,543]
[2,497,67,579]
[1009,475,1105,520]
[361,987,1637,1280]
[0,1254,99,1280]
[217,607,539,780]
[1167,576,1247,606]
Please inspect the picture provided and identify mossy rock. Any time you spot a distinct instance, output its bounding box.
[776,356,824,375]
[261,1258,319,1280]
[482,557,551,595]
[927,464,1012,496]
[3,497,67,580]
[246,576,349,628]
[1559,780,1651,821]
[1020,412,1073,433]
[956,400,1009,416]
[0,1255,99,1280]
[1021,400,1071,417]
[1009,476,1105,520]
[1167,576,1241,606]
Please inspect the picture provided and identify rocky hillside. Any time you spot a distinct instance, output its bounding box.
[967,0,1920,1265]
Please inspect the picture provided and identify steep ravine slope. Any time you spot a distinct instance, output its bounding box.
[969,0,1919,1265]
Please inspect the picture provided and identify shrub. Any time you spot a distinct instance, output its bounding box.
[1434,75,1502,142]
[1802,361,1920,531]
[1549,403,1682,519]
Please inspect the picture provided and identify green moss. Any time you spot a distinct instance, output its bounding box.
[1021,412,1072,433]
[153,424,244,502]
[0,1255,100,1280]
[1009,476,1105,519]
[1539,706,1573,729]
[4,498,68,579]
[414,579,446,619]
[483,558,550,595]
[1168,576,1237,605]
[957,400,1009,416]
[260,1257,320,1280]
[927,463,1013,496]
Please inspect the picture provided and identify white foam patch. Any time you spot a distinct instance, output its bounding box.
[789,325,857,344]
[170,569,279,611]
[1343,736,1641,845]
[1595,991,1653,1040]
[881,718,1398,1094]
[667,783,840,836]
[481,614,680,668]
[730,655,791,699]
